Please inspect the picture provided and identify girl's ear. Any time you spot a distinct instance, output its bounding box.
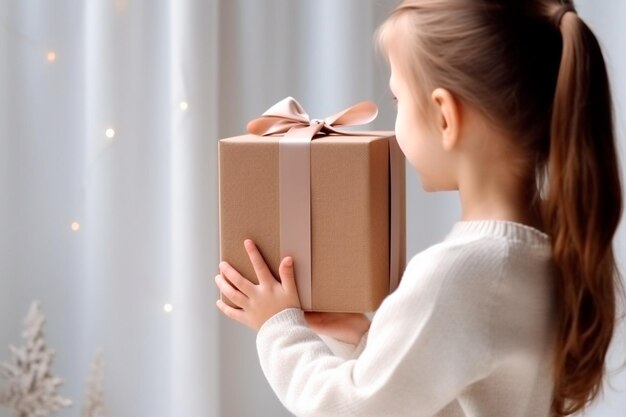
[431,88,460,151]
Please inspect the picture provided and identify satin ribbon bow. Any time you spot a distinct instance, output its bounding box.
[246,97,380,310]
[247,96,378,139]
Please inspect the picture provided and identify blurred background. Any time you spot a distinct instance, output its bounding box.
[0,0,624,416]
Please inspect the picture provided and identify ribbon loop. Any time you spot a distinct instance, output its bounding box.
[324,100,378,127]
[247,96,378,138]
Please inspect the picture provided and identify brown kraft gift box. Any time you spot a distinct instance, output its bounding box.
[218,129,406,313]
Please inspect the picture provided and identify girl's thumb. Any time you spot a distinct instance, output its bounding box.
[279,257,296,287]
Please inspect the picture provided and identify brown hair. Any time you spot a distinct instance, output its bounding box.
[376,1,625,415]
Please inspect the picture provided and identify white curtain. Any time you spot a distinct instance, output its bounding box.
[0,1,624,416]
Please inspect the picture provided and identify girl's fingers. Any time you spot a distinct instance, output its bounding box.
[279,256,297,293]
[218,262,255,296]
[215,273,248,307]
[244,239,274,283]
[216,299,247,323]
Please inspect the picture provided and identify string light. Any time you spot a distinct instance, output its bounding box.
[105,128,115,139]
[179,101,188,111]
[70,222,80,232]
[114,0,129,13]
[46,51,56,63]
[163,303,173,313]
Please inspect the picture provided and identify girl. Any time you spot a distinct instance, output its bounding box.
[214,0,625,415]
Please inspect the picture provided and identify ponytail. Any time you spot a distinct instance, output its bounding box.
[543,4,625,415]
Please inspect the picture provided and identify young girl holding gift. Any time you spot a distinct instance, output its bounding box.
[214,0,625,415]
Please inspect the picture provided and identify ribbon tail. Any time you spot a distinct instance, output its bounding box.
[389,135,406,293]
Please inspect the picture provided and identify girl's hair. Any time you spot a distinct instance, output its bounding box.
[375,1,625,415]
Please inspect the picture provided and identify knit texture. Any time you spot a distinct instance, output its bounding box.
[256,220,558,417]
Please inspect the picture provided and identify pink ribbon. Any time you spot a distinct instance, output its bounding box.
[248,97,401,310]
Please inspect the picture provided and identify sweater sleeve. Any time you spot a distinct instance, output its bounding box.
[256,240,503,417]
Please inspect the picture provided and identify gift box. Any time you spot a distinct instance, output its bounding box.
[218,97,406,312]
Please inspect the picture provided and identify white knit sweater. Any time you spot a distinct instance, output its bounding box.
[256,220,558,417]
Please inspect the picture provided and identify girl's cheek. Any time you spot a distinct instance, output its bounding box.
[394,129,416,170]
[394,116,407,156]
[394,112,423,174]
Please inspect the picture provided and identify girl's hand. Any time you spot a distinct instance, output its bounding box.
[303,312,371,345]
[215,239,301,331]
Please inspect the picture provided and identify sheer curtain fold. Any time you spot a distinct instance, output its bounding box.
[169,0,220,416]
[83,0,171,416]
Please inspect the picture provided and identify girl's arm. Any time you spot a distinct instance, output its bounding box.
[256,242,498,417]
[257,249,491,417]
